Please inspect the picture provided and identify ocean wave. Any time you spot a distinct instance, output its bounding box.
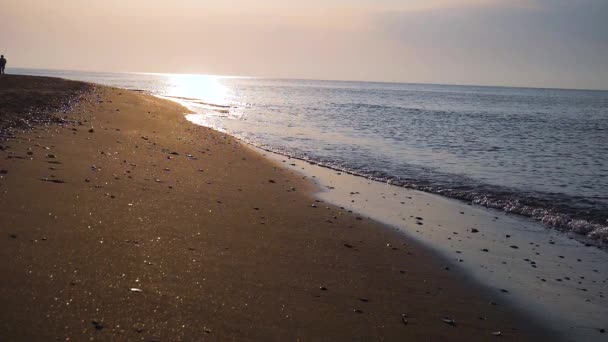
[392,179,608,246]
[244,141,608,247]
[162,95,231,108]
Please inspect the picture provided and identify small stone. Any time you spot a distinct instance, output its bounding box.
[471,228,479,233]
[41,178,66,184]
[492,331,501,336]
[92,320,104,330]
[130,288,143,292]
[442,317,456,326]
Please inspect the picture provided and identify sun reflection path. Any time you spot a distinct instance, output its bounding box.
[165,74,231,107]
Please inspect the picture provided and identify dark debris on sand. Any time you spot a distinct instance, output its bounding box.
[0,75,93,138]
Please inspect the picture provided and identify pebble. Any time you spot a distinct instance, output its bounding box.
[40,178,65,184]
[442,317,456,326]
[92,320,104,330]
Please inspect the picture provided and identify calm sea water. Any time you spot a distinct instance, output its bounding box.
[16,69,608,242]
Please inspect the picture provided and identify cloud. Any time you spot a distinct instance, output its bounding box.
[1,0,606,88]
[384,0,539,12]
[370,0,608,88]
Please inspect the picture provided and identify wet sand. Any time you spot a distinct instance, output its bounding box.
[0,75,553,340]
[263,151,608,341]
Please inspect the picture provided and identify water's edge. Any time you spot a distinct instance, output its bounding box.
[181,103,608,250]
[159,90,608,341]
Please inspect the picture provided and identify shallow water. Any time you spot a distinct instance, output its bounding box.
[16,68,608,242]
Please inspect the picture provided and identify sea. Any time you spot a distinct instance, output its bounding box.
[16,68,608,243]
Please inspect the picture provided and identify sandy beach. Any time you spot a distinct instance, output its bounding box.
[0,75,554,340]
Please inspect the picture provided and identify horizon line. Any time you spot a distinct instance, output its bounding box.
[10,66,608,92]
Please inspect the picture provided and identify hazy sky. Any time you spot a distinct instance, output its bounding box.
[2,0,607,89]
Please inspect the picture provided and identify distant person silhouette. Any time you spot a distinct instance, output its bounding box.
[0,55,6,74]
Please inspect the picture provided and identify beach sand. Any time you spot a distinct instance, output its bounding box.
[0,75,552,340]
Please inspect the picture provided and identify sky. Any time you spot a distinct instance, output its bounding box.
[1,0,607,89]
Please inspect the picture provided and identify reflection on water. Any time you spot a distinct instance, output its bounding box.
[164,74,231,106]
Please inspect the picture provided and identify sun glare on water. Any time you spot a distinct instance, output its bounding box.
[165,73,231,106]
[157,73,238,130]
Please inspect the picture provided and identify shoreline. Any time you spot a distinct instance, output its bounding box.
[185,127,608,249]
[254,148,608,341]
[181,98,608,339]
[1,75,559,340]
